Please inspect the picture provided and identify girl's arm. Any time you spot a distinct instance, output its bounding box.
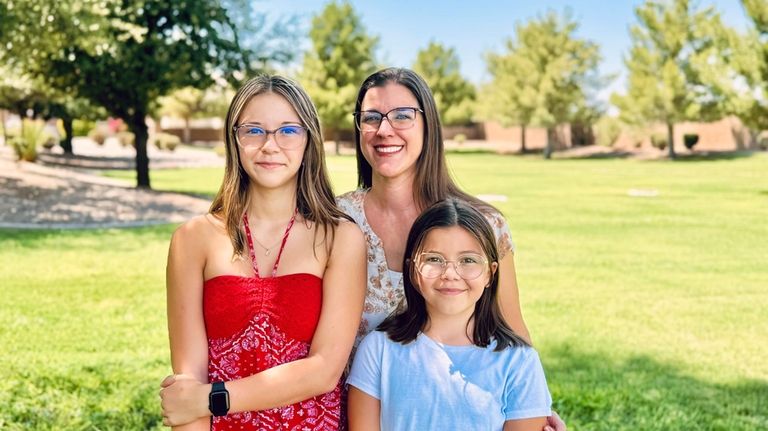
[163,220,210,430]
[348,386,381,431]
[497,252,532,344]
[503,417,549,431]
[161,221,366,426]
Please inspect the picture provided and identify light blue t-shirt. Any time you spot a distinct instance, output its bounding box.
[347,330,552,430]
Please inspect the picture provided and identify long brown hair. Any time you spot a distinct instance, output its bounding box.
[210,75,351,257]
[353,67,494,212]
[378,198,528,351]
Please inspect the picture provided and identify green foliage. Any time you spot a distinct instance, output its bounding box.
[594,116,623,147]
[611,0,733,157]
[10,119,51,161]
[683,133,699,150]
[454,133,467,144]
[301,1,378,140]
[72,119,96,137]
[117,131,135,148]
[87,128,107,146]
[4,154,768,429]
[412,42,476,126]
[0,0,295,187]
[651,132,668,150]
[732,0,768,131]
[480,10,603,157]
[153,133,181,151]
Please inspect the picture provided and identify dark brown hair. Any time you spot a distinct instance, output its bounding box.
[210,74,351,257]
[378,198,528,351]
[353,67,494,212]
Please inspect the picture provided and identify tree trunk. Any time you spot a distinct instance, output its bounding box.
[334,129,340,156]
[60,114,74,155]
[667,122,676,159]
[544,127,554,159]
[129,114,151,188]
[520,124,527,154]
[1,110,7,145]
[183,116,191,145]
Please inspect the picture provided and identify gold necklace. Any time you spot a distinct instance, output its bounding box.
[248,210,298,256]
[251,236,283,256]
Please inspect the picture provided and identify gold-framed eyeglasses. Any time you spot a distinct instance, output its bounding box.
[413,252,488,280]
[233,123,307,149]
[353,107,423,132]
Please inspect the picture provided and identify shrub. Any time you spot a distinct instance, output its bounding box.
[11,119,51,162]
[758,136,768,151]
[72,119,96,137]
[116,131,135,147]
[453,133,466,144]
[683,134,699,150]
[651,133,668,151]
[88,128,107,145]
[595,117,622,147]
[153,133,181,151]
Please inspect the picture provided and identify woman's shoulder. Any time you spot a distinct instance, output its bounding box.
[172,213,225,245]
[336,189,366,210]
[331,218,365,247]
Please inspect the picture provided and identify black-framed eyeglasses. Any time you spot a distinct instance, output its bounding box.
[232,124,307,149]
[352,107,424,132]
[413,252,489,280]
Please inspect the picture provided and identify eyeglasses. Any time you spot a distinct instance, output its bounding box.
[413,252,488,280]
[353,107,423,132]
[233,124,307,149]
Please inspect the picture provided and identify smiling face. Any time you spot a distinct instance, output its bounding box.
[236,92,307,191]
[359,83,424,183]
[413,225,497,322]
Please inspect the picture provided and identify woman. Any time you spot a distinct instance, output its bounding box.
[160,75,365,430]
[348,198,552,430]
[337,67,565,430]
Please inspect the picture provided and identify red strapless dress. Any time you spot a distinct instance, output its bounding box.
[203,214,342,430]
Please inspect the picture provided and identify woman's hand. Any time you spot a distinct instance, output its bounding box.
[544,410,566,431]
[159,374,211,427]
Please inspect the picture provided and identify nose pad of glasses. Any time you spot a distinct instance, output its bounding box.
[375,117,395,135]
[440,262,462,279]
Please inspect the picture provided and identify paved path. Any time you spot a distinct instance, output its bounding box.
[0,139,219,229]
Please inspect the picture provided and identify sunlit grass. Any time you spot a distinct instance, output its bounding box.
[2,152,766,430]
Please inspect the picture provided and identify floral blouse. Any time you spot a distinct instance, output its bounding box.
[337,189,515,344]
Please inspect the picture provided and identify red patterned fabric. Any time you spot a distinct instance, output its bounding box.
[203,229,343,430]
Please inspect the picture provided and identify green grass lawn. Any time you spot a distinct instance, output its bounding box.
[2,152,767,430]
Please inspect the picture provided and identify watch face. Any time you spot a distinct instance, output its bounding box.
[210,390,230,416]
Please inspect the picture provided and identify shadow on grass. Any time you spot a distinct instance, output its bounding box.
[672,150,759,162]
[545,345,767,431]
[0,225,175,250]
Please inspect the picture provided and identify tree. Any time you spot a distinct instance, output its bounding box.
[734,0,768,134]
[611,0,730,158]
[480,10,602,157]
[412,42,476,126]
[158,85,233,144]
[301,1,378,155]
[0,0,294,188]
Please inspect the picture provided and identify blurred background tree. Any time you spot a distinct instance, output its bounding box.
[412,41,476,126]
[0,0,296,188]
[611,0,731,158]
[480,10,603,158]
[301,0,378,155]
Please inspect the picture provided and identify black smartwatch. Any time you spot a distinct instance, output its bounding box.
[208,381,230,417]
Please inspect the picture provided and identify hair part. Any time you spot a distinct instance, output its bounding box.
[209,74,351,257]
[353,67,494,213]
[378,198,529,351]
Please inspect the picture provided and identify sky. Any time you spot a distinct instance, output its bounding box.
[267,0,751,103]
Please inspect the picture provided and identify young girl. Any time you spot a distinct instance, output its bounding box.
[159,75,365,430]
[346,198,552,431]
